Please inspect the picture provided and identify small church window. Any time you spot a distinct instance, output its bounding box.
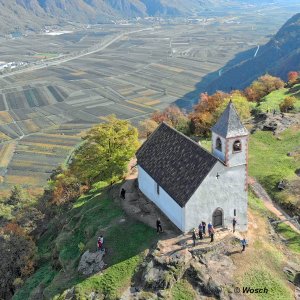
[157,183,160,195]
[233,140,242,152]
[216,137,222,151]
[234,209,236,216]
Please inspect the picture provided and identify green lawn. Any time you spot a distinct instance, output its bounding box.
[276,223,300,254]
[249,128,300,208]
[242,267,294,300]
[13,183,157,300]
[33,52,59,59]
[257,84,300,113]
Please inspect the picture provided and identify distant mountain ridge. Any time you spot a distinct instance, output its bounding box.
[1,0,285,34]
[0,0,220,34]
[206,13,300,93]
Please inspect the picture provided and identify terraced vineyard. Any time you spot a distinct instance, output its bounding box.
[0,6,298,192]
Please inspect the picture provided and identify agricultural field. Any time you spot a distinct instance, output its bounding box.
[0,7,298,192]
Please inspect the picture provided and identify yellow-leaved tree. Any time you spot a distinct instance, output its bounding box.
[215,91,253,121]
[70,115,139,185]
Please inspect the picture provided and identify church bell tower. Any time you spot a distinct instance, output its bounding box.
[211,100,249,168]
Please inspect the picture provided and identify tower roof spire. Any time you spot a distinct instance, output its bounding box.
[212,101,248,138]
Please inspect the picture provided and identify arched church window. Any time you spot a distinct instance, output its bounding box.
[233,140,242,152]
[216,137,222,151]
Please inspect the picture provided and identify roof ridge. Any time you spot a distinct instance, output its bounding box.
[160,122,217,158]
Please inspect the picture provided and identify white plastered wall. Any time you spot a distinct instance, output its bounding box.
[137,165,184,231]
[184,161,248,232]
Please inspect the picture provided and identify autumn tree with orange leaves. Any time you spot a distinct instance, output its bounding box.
[288,71,299,85]
[244,75,284,102]
[0,223,36,299]
[189,91,229,137]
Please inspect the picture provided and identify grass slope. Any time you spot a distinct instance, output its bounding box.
[13,183,157,300]
[233,193,298,300]
[257,84,300,113]
[276,223,300,254]
[249,127,300,209]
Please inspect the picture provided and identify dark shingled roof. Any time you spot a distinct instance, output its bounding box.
[136,123,218,207]
[212,101,248,138]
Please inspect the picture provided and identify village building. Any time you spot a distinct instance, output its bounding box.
[136,101,249,232]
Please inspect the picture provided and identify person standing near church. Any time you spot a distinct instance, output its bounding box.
[198,223,203,240]
[156,218,163,233]
[208,222,212,234]
[120,188,126,200]
[241,238,247,252]
[202,221,206,235]
[233,217,237,233]
[210,226,215,243]
[192,229,197,247]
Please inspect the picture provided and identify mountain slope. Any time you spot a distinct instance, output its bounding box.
[0,0,219,33]
[206,13,300,93]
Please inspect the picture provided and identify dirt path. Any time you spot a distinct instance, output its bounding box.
[249,177,300,234]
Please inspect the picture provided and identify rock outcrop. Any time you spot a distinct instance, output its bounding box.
[142,248,193,290]
[136,236,241,299]
[78,250,106,276]
[253,112,300,135]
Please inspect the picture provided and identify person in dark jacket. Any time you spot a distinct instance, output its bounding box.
[156,218,163,233]
[120,188,126,200]
[209,226,215,243]
[233,218,237,233]
[198,223,203,240]
[192,229,197,247]
[202,221,206,235]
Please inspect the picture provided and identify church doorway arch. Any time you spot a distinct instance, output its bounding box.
[212,208,223,228]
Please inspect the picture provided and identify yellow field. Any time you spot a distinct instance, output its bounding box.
[144,100,161,106]
[0,132,10,142]
[139,89,158,97]
[23,119,40,133]
[6,175,43,186]
[71,70,87,76]
[20,142,73,151]
[152,63,184,73]
[0,111,13,124]
[0,142,16,168]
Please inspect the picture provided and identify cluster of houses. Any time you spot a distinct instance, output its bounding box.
[0,61,27,72]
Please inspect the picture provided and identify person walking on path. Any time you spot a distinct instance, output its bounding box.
[233,218,237,233]
[120,188,126,200]
[202,221,206,235]
[97,236,104,251]
[198,223,203,240]
[208,222,212,234]
[192,229,197,247]
[241,238,247,252]
[156,218,163,233]
[209,225,215,243]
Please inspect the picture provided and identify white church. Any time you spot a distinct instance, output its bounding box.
[136,101,249,232]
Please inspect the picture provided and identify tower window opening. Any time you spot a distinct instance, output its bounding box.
[216,137,222,151]
[233,140,242,152]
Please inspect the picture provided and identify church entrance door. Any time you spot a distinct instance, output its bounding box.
[212,208,223,227]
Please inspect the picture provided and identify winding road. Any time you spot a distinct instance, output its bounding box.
[0,27,154,80]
